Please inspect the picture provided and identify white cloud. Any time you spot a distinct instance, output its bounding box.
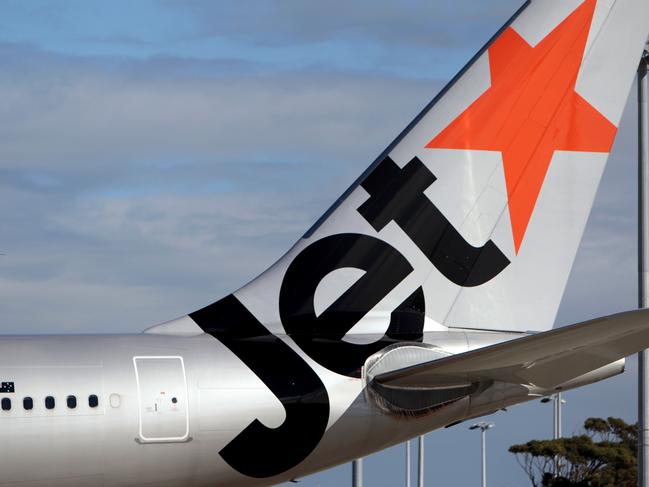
[0,43,442,333]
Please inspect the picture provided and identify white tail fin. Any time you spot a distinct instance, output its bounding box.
[193,1,649,355]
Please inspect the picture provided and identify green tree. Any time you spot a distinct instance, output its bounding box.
[508,417,636,487]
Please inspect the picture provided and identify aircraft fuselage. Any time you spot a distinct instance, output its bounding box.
[0,329,623,487]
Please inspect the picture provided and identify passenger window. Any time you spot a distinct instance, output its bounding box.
[88,394,98,408]
[67,395,77,409]
[45,396,55,410]
[23,397,33,410]
[1,398,10,411]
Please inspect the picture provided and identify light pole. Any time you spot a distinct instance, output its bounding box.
[352,458,363,487]
[540,392,566,439]
[417,435,425,487]
[469,421,494,487]
[405,440,411,487]
[541,393,566,477]
[639,40,649,487]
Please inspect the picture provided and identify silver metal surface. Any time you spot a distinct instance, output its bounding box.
[405,441,411,487]
[541,393,565,439]
[542,393,565,475]
[639,43,649,487]
[417,436,424,487]
[555,392,562,439]
[469,422,494,487]
[482,429,486,487]
[352,459,363,487]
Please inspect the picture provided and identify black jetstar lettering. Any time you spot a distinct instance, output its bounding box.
[190,295,330,479]
[192,155,510,479]
[358,156,510,286]
[280,233,425,378]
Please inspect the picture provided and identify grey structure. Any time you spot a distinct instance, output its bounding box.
[405,441,411,487]
[418,436,424,487]
[470,422,494,487]
[639,42,649,487]
[352,459,363,487]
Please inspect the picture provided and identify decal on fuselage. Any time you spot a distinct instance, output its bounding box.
[190,155,510,478]
[358,157,510,286]
[280,233,426,378]
[190,295,329,478]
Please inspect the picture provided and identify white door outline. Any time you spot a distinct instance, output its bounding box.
[133,355,190,443]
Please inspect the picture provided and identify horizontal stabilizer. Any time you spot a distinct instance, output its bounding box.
[374,309,649,390]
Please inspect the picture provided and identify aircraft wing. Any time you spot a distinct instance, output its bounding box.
[373,309,649,390]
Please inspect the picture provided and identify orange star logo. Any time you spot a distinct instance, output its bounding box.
[426,0,617,253]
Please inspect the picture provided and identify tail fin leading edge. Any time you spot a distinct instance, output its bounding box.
[231,0,649,338]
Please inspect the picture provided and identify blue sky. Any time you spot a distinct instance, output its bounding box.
[0,0,506,77]
[0,1,642,486]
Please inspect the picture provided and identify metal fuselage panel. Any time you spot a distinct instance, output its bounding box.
[0,331,519,487]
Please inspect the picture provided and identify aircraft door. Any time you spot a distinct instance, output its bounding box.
[133,356,189,442]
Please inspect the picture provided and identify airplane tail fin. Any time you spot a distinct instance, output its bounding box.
[190,1,649,358]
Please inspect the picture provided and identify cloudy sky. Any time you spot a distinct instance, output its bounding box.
[0,1,643,485]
